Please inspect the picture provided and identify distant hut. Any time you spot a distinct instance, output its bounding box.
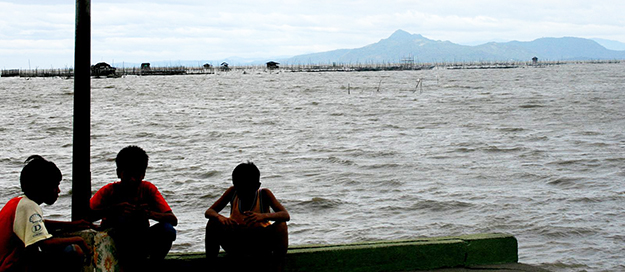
[266,61,280,70]
[91,62,116,77]
[532,57,538,65]
[220,62,230,71]
[203,63,213,69]
[141,63,151,71]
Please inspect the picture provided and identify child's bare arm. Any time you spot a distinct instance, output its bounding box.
[261,189,290,222]
[205,187,238,226]
[44,219,96,232]
[89,202,135,222]
[147,210,178,226]
[38,236,91,256]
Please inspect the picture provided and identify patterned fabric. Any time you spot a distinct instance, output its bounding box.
[63,229,119,272]
[93,230,118,272]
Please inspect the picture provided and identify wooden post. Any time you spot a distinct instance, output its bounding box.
[72,0,91,221]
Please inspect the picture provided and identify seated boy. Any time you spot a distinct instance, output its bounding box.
[205,162,290,270]
[0,155,93,271]
[89,146,178,269]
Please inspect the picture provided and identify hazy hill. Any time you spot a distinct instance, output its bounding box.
[592,38,625,51]
[282,30,625,65]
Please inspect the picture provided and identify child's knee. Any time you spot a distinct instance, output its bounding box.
[272,221,288,234]
[162,222,177,241]
[66,244,85,259]
[151,222,177,241]
[206,218,226,233]
[53,244,86,268]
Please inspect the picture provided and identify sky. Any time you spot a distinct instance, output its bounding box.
[1,0,625,69]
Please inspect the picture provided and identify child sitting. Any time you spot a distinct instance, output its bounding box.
[89,145,178,270]
[0,155,93,271]
[205,162,290,270]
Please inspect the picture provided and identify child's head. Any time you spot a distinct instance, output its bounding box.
[20,155,62,205]
[232,162,261,193]
[116,145,149,184]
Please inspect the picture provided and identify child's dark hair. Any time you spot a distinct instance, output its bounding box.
[20,155,62,195]
[232,161,260,188]
[116,145,149,172]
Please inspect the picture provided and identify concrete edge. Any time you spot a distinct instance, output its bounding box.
[164,233,519,271]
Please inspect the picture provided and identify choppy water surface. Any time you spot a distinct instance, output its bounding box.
[1,63,624,271]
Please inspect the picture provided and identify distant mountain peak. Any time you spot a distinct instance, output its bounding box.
[388,29,422,40]
[284,30,625,64]
[390,29,411,37]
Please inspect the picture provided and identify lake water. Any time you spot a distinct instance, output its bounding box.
[1,63,624,271]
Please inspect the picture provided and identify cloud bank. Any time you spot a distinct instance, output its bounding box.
[1,0,624,68]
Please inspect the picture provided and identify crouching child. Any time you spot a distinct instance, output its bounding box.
[89,146,178,271]
[0,155,93,272]
[205,162,290,271]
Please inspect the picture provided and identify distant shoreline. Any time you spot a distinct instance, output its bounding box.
[1,59,621,78]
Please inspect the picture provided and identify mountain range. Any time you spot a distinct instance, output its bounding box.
[139,30,625,67]
[280,29,625,65]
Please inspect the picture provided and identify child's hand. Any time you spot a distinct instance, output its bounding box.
[71,238,92,262]
[73,219,96,230]
[136,204,151,219]
[218,215,238,227]
[79,238,92,256]
[129,207,149,222]
[115,202,136,215]
[243,211,265,226]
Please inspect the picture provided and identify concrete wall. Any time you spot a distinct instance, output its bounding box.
[163,233,518,271]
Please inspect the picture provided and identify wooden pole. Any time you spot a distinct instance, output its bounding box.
[72,0,91,221]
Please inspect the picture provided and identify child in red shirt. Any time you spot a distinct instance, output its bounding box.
[0,155,93,271]
[90,146,178,270]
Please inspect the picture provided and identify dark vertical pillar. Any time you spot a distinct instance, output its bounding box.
[72,0,91,221]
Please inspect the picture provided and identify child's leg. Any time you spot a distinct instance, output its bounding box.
[109,226,149,269]
[31,243,86,271]
[271,221,289,257]
[268,221,289,272]
[147,222,177,261]
[205,219,223,259]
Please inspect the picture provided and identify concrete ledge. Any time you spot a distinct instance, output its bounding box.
[285,239,466,271]
[163,233,518,271]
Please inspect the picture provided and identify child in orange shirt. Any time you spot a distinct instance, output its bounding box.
[205,162,290,270]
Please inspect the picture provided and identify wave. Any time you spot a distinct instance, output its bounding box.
[546,158,601,167]
[326,156,354,165]
[290,197,344,210]
[407,199,475,212]
[198,170,220,179]
[497,127,525,132]
[545,176,583,187]
[538,261,592,272]
[298,155,356,166]
[453,147,475,153]
[482,145,525,153]
[442,84,484,90]
[518,104,545,108]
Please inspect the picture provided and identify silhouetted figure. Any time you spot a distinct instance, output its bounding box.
[1,155,94,271]
[90,146,178,271]
[205,162,290,272]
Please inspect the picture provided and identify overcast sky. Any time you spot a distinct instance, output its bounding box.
[1,0,624,69]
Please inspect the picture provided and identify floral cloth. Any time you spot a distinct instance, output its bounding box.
[63,229,119,272]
